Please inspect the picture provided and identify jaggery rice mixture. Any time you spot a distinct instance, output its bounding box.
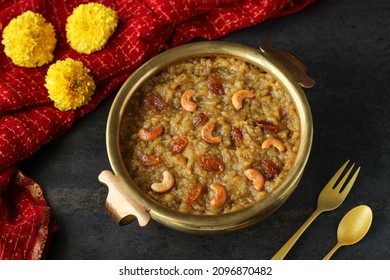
[120,56,300,215]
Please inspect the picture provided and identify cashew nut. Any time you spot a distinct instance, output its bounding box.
[209,183,227,209]
[244,169,265,191]
[151,170,175,193]
[232,89,255,110]
[201,121,222,144]
[138,124,163,141]
[261,138,286,152]
[181,89,197,112]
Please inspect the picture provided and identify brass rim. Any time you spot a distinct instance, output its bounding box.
[106,41,313,233]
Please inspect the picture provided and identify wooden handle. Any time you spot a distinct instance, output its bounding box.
[98,170,151,227]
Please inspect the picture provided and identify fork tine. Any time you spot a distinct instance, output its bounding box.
[271,161,360,260]
[339,166,360,195]
[333,163,355,192]
[323,160,350,190]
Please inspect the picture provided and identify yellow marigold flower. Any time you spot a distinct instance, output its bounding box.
[45,58,96,111]
[66,3,118,54]
[1,11,57,68]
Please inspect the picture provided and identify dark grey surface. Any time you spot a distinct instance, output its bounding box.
[20,0,390,260]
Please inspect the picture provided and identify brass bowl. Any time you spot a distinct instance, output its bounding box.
[98,41,314,234]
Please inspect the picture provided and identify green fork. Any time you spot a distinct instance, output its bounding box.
[271,160,361,260]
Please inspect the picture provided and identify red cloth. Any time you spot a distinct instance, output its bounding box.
[0,0,314,259]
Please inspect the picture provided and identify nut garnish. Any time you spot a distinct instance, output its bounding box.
[201,121,222,144]
[138,125,164,141]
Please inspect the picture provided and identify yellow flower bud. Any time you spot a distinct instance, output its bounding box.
[45,58,96,111]
[66,3,118,54]
[1,11,57,68]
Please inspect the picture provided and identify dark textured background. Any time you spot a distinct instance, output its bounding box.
[21,0,390,260]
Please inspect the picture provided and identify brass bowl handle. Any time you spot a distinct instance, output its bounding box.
[260,42,315,89]
[98,170,151,227]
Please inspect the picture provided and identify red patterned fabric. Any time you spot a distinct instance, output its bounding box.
[0,0,314,259]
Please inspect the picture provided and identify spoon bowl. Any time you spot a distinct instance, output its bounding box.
[323,205,373,260]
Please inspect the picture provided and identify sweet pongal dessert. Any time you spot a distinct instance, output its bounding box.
[120,56,300,215]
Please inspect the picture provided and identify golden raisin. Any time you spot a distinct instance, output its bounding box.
[184,184,204,204]
[192,112,209,127]
[140,154,163,167]
[261,159,278,179]
[145,94,168,111]
[197,155,225,173]
[171,136,189,154]
[207,74,224,95]
[230,127,244,148]
[253,120,279,134]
